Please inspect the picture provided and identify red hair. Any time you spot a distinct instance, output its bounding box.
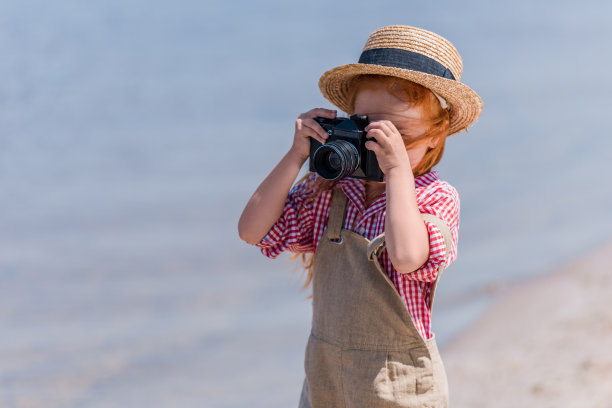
[293,75,450,295]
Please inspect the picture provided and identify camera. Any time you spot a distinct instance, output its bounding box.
[309,115,383,182]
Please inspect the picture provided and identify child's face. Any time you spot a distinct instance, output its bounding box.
[354,86,437,170]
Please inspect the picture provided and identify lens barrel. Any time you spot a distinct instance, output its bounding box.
[312,140,360,180]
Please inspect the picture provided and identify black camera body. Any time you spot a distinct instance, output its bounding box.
[309,115,384,182]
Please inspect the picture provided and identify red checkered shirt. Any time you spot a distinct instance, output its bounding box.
[256,170,459,340]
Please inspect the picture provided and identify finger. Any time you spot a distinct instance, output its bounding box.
[365,140,382,154]
[365,128,390,148]
[305,108,337,119]
[296,119,327,144]
[378,120,399,136]
[301,118,330,142]
[365,122,390,141]
[366,120,396,138]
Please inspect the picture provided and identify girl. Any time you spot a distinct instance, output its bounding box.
[238,25,482,408]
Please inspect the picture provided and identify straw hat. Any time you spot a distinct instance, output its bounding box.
[318,25,483,136]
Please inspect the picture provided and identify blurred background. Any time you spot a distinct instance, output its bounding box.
[1,0,611,407]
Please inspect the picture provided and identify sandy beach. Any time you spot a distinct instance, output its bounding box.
[442,241,612,408]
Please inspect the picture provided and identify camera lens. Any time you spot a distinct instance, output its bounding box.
[312,140,360,180]
[326,152,342,170]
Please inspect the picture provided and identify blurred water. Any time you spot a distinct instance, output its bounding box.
[1,0,612,407]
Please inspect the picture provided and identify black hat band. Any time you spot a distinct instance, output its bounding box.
[358,48,456,81]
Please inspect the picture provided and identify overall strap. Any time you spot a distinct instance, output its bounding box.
[421,213,452,266]
[367,233,387,262]
[367,214,452,266]
[421,213,452,310]
[326,188,347,241]
[367,213,453,310]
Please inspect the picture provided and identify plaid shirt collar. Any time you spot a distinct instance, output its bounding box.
[335,171,440,213]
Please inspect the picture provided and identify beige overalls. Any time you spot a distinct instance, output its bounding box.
[299,188,453,408]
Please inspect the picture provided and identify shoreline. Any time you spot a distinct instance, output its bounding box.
[441,240,612,408]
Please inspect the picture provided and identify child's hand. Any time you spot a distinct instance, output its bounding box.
[290,108,337,161]
[364,120,411,174]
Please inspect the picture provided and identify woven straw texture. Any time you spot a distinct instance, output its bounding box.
[318,25,483,136]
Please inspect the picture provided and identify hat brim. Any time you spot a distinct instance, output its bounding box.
[318,63,483,136]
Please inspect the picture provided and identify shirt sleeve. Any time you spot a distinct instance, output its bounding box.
[255,173,318,258]
[385,181,460,282]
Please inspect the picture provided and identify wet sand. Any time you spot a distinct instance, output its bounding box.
[442,241,612,408]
